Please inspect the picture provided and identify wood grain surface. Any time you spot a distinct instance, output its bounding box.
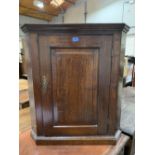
[22,24,129,144]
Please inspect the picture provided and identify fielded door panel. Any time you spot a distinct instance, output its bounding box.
[38,35,113,136]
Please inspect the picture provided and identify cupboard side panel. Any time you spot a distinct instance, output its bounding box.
[97,36,113,135]
[108,32,124,135]
[27,33,43,135]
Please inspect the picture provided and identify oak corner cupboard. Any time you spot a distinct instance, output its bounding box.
[21,24,129,145]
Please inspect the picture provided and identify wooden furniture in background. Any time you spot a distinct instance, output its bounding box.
[123,56,135,87]
[22,24,129,144]
[19,107,31,134]
[19,62,23,78]
[19,39,28,79]
[19,79,29,109]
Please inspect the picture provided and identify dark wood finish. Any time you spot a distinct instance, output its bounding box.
[21,24,129,33]
[19,62,23,78]
[49,48,98,136]
[22,24,129,144]
[31,130,121,145]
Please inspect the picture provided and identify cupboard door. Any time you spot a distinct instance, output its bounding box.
[39,35,112,136]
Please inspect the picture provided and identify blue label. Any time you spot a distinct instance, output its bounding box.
[72,36,80,42]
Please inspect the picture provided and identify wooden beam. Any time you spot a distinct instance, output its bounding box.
[20,8,52,19]
[20,5,58,16]
[64,0,75,5]
[20,10,51,17]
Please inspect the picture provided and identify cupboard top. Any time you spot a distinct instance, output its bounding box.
[21,23,129,34]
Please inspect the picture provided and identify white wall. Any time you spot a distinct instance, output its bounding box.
[87,0,123,23]
[51,0,135,56]
[51,14,64,24]
[126,34,135,56]
[64,1,85,23]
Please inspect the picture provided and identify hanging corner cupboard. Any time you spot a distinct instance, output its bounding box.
[22,23,129,145]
